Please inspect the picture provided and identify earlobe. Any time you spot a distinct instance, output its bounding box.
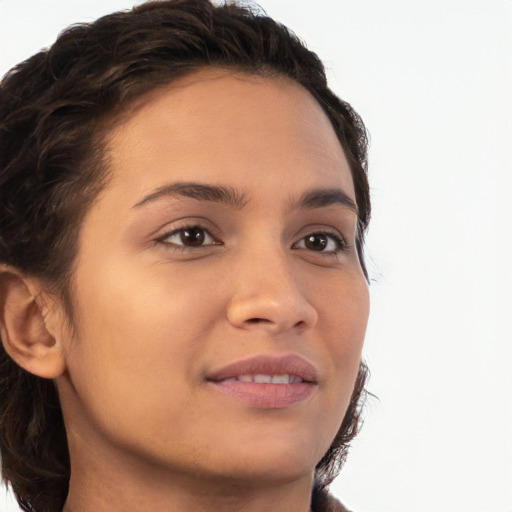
[0,266,67,379]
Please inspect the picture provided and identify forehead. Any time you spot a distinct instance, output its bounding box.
[103,68,355,202]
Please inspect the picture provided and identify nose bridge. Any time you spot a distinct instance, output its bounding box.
[226,239,318,332]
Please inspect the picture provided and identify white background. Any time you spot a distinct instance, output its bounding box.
[0,1,511,511]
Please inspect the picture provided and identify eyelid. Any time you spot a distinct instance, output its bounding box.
[292,227,350,254]
[155,222,222,249]
[151,219,350,255]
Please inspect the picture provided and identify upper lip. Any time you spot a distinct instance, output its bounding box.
[206,354,318,384]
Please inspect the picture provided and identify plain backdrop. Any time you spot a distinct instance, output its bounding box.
[0,1,511,511]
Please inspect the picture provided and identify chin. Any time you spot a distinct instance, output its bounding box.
[210,462,315,489]
[203,440,323,486]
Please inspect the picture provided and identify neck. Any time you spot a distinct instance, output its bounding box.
[64,472,314,512]
[63,437,315,512]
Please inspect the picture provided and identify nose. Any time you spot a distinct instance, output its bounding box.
[226,250,318,334]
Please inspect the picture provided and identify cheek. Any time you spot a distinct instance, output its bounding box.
[72,256,221,347]
[313,272,369,410]
[316,270,369,353]
[63,261,223,420]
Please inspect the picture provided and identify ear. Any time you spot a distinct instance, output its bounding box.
[0,266,67,379]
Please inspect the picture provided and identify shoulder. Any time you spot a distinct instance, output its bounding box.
[325,493,352,512]
[312,488,353,512]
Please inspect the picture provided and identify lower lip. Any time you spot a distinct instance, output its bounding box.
[209,381,315,409]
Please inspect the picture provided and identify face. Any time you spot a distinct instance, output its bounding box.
[55,70,369,486]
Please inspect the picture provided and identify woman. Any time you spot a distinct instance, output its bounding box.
[0,1,371,511]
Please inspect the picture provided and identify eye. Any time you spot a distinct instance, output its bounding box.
[294,232,347,253]
[158,226,218,248]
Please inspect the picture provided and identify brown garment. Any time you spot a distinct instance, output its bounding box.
[311,489,351,512]
[327,494,351,512]
[323,494,351,512]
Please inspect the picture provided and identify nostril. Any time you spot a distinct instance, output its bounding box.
[247,318,268,324]
[245,317,308,330]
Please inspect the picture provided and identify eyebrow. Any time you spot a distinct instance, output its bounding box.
[297,188,358,215]
[132,182,248,209]
[132,181,358,215]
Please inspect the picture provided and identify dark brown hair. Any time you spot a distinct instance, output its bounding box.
[0,1,370,511]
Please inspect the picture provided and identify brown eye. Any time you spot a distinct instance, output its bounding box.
[160,226,217,248]
[180,227,206,246]
[304,234,328,251]
[294,232,346,254]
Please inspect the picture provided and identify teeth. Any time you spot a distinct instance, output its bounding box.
[253,374,272,383]
[272,374,290,384]
[222,374,304,384]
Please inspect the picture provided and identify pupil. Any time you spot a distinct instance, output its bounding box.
[305,234,327,251]
[180,228,205,246]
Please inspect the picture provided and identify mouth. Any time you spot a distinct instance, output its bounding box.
[206,354,318,409]
[221,374,305,384]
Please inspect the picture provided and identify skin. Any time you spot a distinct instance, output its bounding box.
[2,69,369,512]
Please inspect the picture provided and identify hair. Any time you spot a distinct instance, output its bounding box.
[0,1,371,511]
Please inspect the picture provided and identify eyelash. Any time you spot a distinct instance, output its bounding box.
[156,224,349,255]
[293,230,349,254]
[156,224,221,252]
